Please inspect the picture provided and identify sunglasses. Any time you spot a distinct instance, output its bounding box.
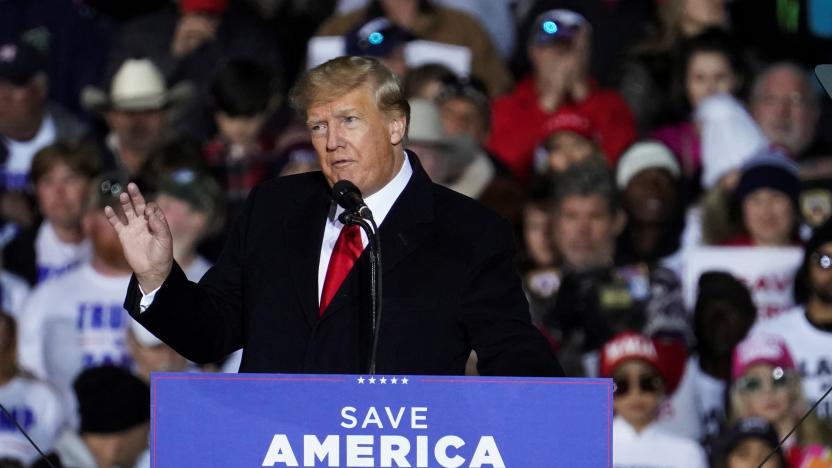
[737,367,792,393]
[811,252,832,270]
[612,372,663,397]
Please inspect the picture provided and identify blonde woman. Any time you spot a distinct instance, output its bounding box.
[729,334,832,467]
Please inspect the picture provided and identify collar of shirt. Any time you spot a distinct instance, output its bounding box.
[326,150,413,236]
[613,415,663,442]
[318,151,413,304]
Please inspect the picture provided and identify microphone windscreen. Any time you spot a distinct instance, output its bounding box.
[332,180,363,212]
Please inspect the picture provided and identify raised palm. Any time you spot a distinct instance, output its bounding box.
[105,183,173,292]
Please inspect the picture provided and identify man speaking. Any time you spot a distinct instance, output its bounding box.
[107,56,562,377]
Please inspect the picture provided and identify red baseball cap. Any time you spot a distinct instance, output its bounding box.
[541,109,595,142]
[600,332,686,394]
[180,0,229,14]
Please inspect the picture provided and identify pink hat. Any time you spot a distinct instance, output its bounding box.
[731,334,796,381]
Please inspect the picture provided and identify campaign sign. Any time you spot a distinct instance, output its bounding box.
[682,246,803,320]
[151,373,612,467]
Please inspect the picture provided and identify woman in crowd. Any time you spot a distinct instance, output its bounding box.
[651,28,744,187]
[729,334,832,467]
[619,0,730,134]
[722,152,801,247]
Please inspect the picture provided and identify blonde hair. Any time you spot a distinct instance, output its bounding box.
[729,369,832,446]
[289,56,410,133]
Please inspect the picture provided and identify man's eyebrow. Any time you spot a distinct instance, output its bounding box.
[334,107,365,117]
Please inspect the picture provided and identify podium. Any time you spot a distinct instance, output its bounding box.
[150,373,612,467]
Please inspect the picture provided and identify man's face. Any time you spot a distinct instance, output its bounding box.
[809,241,832,304]
[127,330,187,382]
[155,194,208,248]
[306,85,405,196]
[215,112,266,148]
[750,68,818,156]
[407,142,446,183]
[439,97,487,144]
[0,78,45,138]
[116,422,150,466]
[696,301,753,357]
[623,169,678,225]
[84,209,130,271]
[105,108,167,153]
[35,162,90,230]
[553,194,619,270]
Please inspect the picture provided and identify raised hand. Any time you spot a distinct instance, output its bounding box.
[104,183,173,292]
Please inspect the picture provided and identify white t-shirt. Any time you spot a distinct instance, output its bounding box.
[1,115,57,191]
[751,306,832,420]
[17,263,133,427]
[657,356,727,441]
[613,416,708,468]
[0,270,30,319]
[35,221,91,283]
[0,375,66,465]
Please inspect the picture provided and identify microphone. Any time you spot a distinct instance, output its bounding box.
[331,180,383,374]
[332,180,373,220]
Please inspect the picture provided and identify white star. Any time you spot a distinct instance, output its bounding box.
[401,377,409,385]
[357,377,365,384]
[390,377,398,384]
[380,377,387,384]
[368,377,376,384]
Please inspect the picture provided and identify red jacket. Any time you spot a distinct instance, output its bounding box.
[487,76,636,181]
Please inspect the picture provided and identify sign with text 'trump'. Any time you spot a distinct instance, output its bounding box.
[151,373,612,467]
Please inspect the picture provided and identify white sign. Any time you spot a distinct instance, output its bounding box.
[682,247,803,320]
[306,37,471,78]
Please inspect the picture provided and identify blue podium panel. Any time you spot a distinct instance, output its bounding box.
[151,373,612,467]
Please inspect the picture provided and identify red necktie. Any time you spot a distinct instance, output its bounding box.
[320,224,364,314]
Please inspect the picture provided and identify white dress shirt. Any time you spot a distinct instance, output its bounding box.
[316,152,412,305]
[140,151,413,310]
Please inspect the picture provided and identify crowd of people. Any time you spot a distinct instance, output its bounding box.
[1,0,831,466]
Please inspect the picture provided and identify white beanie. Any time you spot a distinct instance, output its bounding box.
[696,93,768,190]
[616,141,681,189]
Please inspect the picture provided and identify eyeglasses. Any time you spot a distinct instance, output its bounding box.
[737,367,792,393]
[811,252,832,270]
[612,372,663,397]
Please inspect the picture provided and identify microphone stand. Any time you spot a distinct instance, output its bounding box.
[339,212,383,375]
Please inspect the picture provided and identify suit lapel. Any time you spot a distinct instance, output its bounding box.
[316,152,435,322]
[377,152,435,275]
[283,177,331,328]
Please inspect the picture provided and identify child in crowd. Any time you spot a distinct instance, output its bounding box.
[729,333,832,467]
[603,332,707,468]
[535,108,603,175]
[710,417,788,468]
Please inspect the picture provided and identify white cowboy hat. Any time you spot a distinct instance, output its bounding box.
[81,58,194,113]
[407,98,479,179]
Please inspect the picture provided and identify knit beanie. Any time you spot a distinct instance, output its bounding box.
[74,366,150,434]
[733,148,801,211]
